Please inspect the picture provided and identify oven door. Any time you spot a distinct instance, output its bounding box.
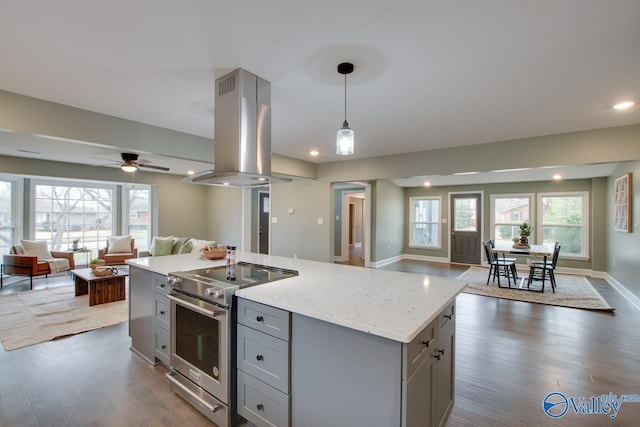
[169,291,229,404]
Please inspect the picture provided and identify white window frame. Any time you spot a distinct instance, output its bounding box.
[122,183,156,252]
[490,193,534,245]
[537,191,590,260]
[0,175,24,253]
[409,196,441,249]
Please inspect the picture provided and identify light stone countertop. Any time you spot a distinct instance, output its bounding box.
[127,252,467,343]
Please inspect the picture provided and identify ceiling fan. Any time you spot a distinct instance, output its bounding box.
[97,152,170,172]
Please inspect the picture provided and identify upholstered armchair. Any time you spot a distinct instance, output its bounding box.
[98,236,138,265]
[1,242,75,289]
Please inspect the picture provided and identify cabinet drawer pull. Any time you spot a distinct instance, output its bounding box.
[256,316,264,322]
[443,314,453,320]
[421,340,430,348]
[256,354,264,361]
[257,404,264,411]
[161,345,167,350]
[160,284,166,288]
[160,310,165,315]
[434,354,441,360]
[437,348,445,355]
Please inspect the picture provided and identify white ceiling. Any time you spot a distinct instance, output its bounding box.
[1,1,639,183]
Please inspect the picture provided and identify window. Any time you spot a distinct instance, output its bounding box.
[32,181,115,253]
[491,194,533,246]
[537,191,589,258]
[409,197,440,248]
[0,178,22,255]
[123,185,152,252]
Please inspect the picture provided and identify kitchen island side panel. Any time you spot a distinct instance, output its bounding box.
[291,312,403,427]
[129,265,156,364]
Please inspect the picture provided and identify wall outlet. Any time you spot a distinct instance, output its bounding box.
[317,217,323,225]
[288,208,295,214]
[272,217,278,223]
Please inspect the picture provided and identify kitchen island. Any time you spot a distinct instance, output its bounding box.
[127,252,467,427]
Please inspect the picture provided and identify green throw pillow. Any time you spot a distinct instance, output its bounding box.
[178,240,193,254]
[151,238,174,256]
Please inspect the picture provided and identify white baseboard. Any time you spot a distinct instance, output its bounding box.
[606,274,640,312]
[371,255,403,268]
[333,256,346,262]
[402,254,450,264]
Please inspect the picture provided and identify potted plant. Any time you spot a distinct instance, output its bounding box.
[89,257,105,271]
[517,221,532,248]
[72,237,81,251]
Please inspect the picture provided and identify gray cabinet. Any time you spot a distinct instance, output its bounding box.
[129,266,171,366]
[236,298,291,427]
[152,275,171,366]
[434,302,455,427]
[403,300,455,427]
[289,301,456,427]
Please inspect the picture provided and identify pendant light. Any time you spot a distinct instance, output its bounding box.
[336,62,354,155]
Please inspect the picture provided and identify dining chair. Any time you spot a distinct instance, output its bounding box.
[490,239,518,279]
[527,243,560,292]
[482,240,517,288]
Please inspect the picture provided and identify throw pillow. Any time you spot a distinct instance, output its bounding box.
[189,239,217,257]
[151,238,175,256]
[108,235,132,254]
[150,235,173,255]
[171,237,189,255]
[178,240,193,254]
[21,239,53,259]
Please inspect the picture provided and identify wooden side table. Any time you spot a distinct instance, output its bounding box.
[72,268,128,306]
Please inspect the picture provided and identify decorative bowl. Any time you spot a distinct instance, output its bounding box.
[202,247,227,260]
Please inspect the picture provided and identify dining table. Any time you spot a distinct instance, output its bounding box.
[491,243,555,292]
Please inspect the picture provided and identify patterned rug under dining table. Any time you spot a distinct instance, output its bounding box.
[71,268,128,306]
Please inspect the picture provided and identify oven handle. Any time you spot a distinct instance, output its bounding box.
[168,294,226,318]
[168,372,222,413]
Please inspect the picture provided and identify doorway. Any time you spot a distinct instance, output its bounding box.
[450,192,482,264]
[333,182,371,267]
[258,191,269,254]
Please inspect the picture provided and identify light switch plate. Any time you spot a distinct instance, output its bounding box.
[317,218,323,225]
[272,217,278,223]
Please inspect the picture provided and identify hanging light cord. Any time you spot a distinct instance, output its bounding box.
[343,73,348,124]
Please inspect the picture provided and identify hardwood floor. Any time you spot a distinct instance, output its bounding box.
[1,260,639,426]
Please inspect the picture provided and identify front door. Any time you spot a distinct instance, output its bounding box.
[450,193,481,264]
[259,192,269,254]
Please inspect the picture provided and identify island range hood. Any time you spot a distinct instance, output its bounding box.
[182,68,291,187]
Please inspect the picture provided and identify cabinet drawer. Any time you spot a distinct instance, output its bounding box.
[237,298,290,341]
[154,292,170,330]
[403,318,437,380]
[155,276,170,295]
[238,324,289,393]
[237,370,290,427]
[154,325,170,366]
[439,301,455,329]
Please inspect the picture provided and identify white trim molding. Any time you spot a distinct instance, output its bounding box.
[606,274,640,312]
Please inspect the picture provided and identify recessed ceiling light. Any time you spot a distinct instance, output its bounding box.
[187,170,195,175]
[423,181,432,187]
[492,167,531,173]
[257,177,267,181]
[223,182,230,186]
[309,150,319,156]
[453,171,479,176]
[613,101,635,110]
[552,174,562,181]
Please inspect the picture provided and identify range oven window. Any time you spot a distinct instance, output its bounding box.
[175,304,220,380]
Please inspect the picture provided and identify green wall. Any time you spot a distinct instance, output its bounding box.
[607,161,640,300]
[0,155,210,242]
[372,180,404,263]
[404,178,607,271]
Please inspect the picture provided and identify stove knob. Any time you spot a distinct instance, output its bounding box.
[168,277,182,287]
[205,288,222,299]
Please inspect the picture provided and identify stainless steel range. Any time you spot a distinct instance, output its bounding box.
[166,261,297,427]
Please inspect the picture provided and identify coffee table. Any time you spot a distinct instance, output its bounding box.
[71,268,128,306]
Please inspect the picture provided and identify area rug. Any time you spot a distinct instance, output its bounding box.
[456,267,614,311]
[0,285,128,351]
